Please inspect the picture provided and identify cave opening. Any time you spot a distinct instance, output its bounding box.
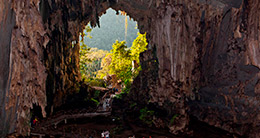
[42,0,155,122]
[38,6,156,137]
[77,8,147,95]
[25,1,171,137]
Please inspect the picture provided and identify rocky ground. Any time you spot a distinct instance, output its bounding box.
[24,112,236,138]
[8,91,237,138]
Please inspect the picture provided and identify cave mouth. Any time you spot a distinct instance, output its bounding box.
[48,7,149,115]
[43,1,153,118]
[29,2,161,137]
[77,8,147,94]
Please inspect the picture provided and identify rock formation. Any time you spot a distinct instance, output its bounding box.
[0,0,16,136]
[0,0,260,137]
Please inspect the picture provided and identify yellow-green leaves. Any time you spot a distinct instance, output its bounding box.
[97,33,148,84]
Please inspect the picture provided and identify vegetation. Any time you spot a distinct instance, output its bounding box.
[79,26,108,86]
[78,11,147,109]
[97,33,148,86]
[78,7,147,90]
[112,125,124,135]
[139,107,155,126]
[170,114,178,126]
[129,102,137,108]
[80,48,108,79]
[114,87,129,99]
[79,32,147,87]
[79,25,92,78]
[94,90,101,98]
[90,98,100,106]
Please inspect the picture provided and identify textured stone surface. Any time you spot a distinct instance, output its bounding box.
[188,1,260,137]
[0,0,15,137]
[1,0,48,136]
[0,0,260,137]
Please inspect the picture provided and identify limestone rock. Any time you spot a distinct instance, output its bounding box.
[0,0,260,137]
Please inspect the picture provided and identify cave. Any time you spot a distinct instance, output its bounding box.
[1,0,260,137]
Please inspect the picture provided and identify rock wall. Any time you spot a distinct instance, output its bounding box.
[130,0,260,136]
[0,0,48,136]
[189,1,260,137]
[0,0,16,137]
[0,0,260,137]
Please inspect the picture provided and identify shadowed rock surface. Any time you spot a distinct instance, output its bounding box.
[0,0,16,136]
[0,0,260,137]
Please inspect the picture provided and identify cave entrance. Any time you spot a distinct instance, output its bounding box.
[77,8,147,94]
[41,2,154,136]
[54,8,149,129]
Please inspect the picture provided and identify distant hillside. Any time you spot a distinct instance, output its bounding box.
[84,8,139,51]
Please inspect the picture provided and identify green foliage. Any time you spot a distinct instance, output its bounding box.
[130,102,137,108]
[97,33,147,86]
[109,41,132,81]
[79,26,92,78]
[170,114,179,126]
[79,24,147,92]
[79,25,109,79]
[96,53,112,79]
[84,78,106,87]
[80,48,108,79]
[139,107,155,126]
[114,77,131,99]
[115,91,126,99]
[94,90,100,98]
[90,98,99,106]
[79,43,91,70]
[131,32,148,64]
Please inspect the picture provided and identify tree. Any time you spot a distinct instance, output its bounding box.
[79,25,93,78]
[131,32,148,73]
[79,38,91,78]
[109,40,132,81]
[81,48,108,78]
[96,53,112,79]
[97,33,148,86]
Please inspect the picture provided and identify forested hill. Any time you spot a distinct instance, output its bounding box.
[84,8,139,51]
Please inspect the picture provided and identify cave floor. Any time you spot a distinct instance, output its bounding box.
[7,86,236,138]
[27,114,235,138]
[30,115,178,138]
